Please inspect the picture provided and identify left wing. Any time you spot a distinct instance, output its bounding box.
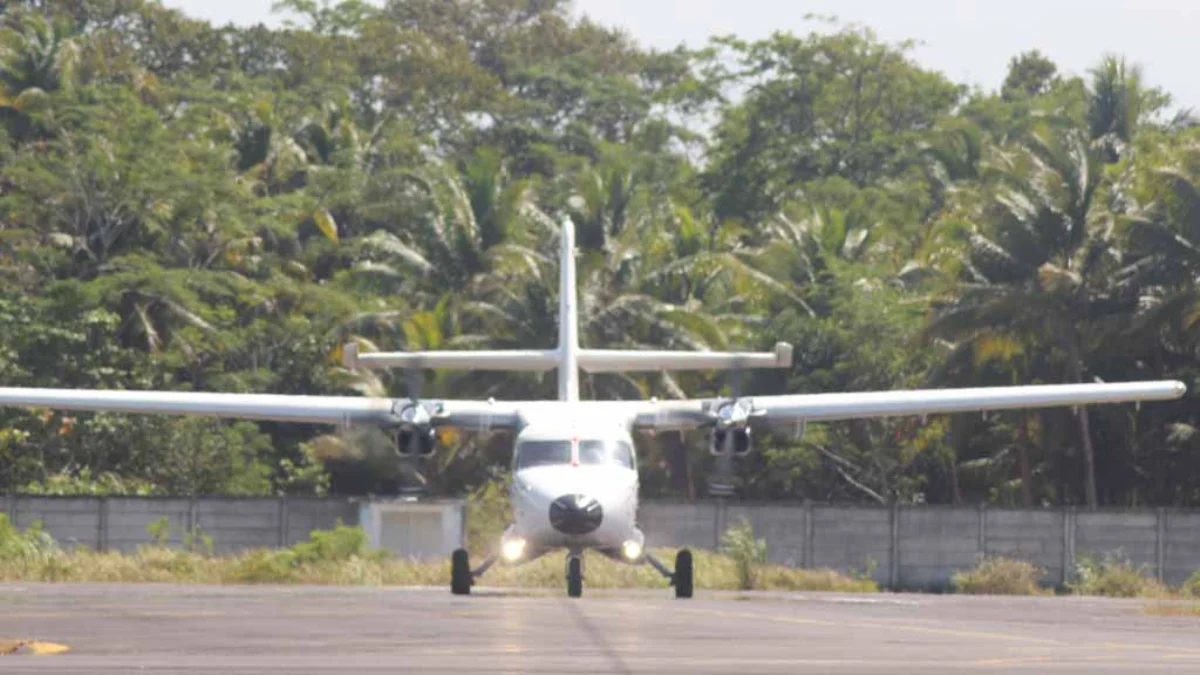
[630,380,1188,431]
[0,388,524,431]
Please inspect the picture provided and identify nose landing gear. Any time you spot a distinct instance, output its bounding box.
[566,550,583,598]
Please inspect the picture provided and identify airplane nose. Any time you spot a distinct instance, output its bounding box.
[549,494,603,535]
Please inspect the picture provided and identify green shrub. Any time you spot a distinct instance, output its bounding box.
[289,522,385,565]
[953,556,1048,595]
[145,516,171,546]
[721,519,767,590]
[0,514,60,562]
[1069,552,1167,598]
[1183,570,1200,598]
[465,476,512,553]
[224,550,298,583]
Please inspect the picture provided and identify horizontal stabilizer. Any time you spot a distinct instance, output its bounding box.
[577,343,793,372]
[343,342,557,372]
[342,342,793,373]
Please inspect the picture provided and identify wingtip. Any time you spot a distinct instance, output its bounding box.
[775,342,794,368]
[1173,380,1188,398]
[342,342,359,370]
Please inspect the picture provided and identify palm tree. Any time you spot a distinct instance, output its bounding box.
[0,10,78,140]
[350,149,553,303]
[1116,150,1200,503]
[1122,160,1200,350]
[1087,55,1156,163]
[928,122,1139,508]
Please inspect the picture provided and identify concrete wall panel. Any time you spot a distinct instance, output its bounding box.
[6,494,1200,591]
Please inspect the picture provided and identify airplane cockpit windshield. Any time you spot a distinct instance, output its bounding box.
[515,439,635,470]
[515,441,572,469]
[578,439,635,469]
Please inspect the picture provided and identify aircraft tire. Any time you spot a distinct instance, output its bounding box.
[451,548,472,595]
[567,556,583,598]
[674,549,693,599]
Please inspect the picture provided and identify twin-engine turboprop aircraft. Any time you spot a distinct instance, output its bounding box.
[0,220,1187,598]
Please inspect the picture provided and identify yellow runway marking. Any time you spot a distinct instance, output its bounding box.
[0,640,70,656]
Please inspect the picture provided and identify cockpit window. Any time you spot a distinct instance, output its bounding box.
[578,439,635,469]
[515,440,572,469]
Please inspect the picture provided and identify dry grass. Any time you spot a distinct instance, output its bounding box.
[1143,601,1200,617]
[0,546,877,591]
[952,557,1051,596]
[0,514,875,592]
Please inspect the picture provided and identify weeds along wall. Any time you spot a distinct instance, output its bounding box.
[5,495,1200,590]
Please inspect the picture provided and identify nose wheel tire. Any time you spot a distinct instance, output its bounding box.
[673,549,693,599]
[451,548,472,595]
[567,556,583,598]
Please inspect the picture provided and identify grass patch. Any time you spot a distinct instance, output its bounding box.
[1068,552,1169,599]
[1143,602,1200,617]
[952,556,1051,596]
[1184,569,1200,598]
[0,514,874,591]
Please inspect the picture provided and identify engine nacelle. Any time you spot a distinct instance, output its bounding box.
[395,427,437,456]
[709,428,753,456]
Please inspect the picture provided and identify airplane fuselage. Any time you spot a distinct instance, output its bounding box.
[498,415,645,564]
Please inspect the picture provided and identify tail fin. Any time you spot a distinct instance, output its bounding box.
[557,218,580,401]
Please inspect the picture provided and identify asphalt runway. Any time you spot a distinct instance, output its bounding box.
[2,583,1199,673]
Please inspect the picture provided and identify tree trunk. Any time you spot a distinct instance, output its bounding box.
[948,453,963,506]
[1066,332,1098,509]
[1077,405,1098,509]
[1018,413,1034,507]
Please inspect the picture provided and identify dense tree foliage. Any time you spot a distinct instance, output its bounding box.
[0,0,1196,507]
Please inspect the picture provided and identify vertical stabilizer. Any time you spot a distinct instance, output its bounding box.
[558,219,580,401]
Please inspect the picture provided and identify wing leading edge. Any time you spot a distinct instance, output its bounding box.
[631,380,1187,430]
[0,388,524,430]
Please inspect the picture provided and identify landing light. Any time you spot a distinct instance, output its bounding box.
[502,538,526,562]
[622,540,642,560]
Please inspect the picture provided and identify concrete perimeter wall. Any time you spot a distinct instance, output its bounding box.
[636,501,1200,590]
[5,494,1199,589]
[3,495,359,555]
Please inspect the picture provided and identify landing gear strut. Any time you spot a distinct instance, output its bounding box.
[450,549,497,596]
[566,550,583,598]
[644,548,694,599]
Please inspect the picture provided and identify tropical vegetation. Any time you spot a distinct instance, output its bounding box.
[0,1,1197,509]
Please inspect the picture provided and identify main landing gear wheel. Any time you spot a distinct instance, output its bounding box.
[567,555,583,598]
[674,549,693,599]
[451,548,472,595]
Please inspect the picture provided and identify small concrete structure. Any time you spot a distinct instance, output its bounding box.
[357,498,464,560]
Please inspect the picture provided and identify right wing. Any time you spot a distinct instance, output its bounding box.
[0,387,524,431]
[629,380,1188,431]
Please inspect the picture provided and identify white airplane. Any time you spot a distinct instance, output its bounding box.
[0,220,1187,598]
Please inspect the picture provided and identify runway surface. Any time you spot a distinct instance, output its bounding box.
[2,583,1199,673]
